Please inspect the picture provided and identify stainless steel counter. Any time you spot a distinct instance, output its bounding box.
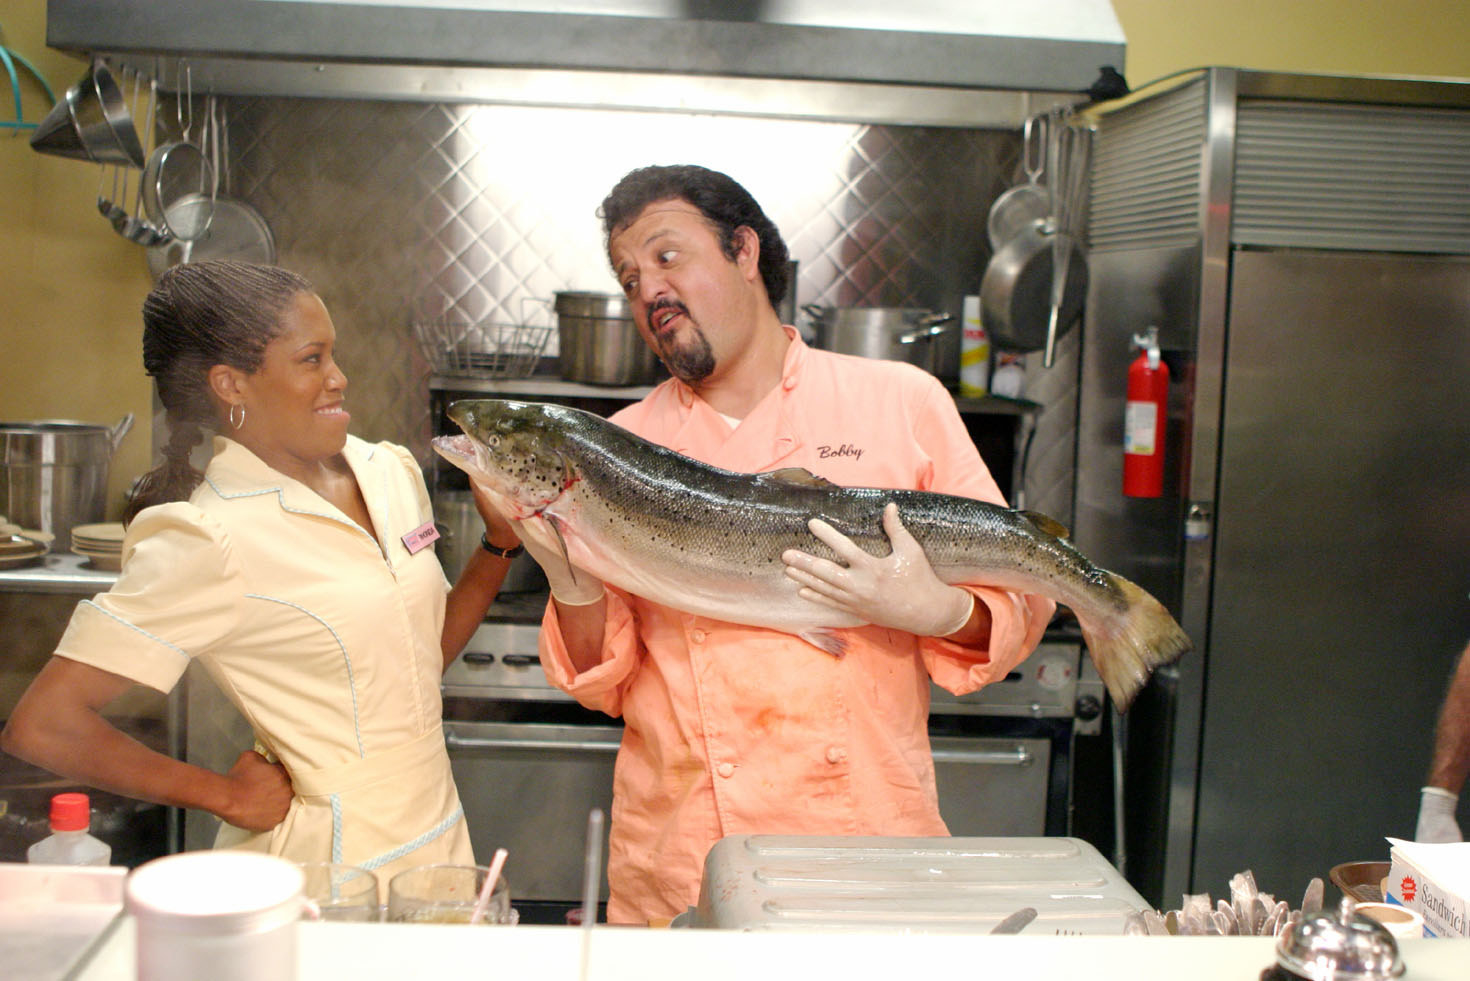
[0,553,117,595]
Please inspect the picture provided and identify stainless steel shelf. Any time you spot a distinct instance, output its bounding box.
[0,553,118,595]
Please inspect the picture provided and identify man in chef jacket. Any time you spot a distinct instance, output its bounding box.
[500,164,1053,924]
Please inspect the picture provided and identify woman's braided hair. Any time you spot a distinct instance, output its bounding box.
[124,260,313,524]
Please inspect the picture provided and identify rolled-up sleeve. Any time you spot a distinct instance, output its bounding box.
[55,503,246,693]
[537,586,644,717]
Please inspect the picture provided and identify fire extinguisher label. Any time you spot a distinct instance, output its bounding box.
[1125,400,1158,455]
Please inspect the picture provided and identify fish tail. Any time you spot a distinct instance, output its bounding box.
[1077,574,1191,713]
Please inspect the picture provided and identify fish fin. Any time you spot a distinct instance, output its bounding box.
[799,628,847,659]
[758,467,836,489]
[1077,574,1191,712]
[1020,510,1071,540]
[543,514,582,586]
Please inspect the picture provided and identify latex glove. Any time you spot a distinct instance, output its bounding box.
[466,478,604,606]
[1415,786,1463,843]
[782,502,974,637]
[507,511,605,606]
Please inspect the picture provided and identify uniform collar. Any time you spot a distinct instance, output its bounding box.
[203,434,378,530]
[669,327,809,470]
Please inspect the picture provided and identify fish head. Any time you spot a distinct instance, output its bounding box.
[432,399,574,516]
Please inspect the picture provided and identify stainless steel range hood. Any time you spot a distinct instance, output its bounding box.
[45,0,1125,125]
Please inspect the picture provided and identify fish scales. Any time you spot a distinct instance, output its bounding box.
[433,399,1189,711]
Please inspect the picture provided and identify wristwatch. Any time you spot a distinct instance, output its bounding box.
[480,532,525,559]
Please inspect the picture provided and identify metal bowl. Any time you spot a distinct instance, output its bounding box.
[1273,899,1404,981]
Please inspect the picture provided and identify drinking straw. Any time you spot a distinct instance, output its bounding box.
[580,808,605,981]
[469,848,509,925]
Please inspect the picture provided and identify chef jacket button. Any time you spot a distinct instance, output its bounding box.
[716,762,736,778]
[825,746,846,764]
[691,628,707,644]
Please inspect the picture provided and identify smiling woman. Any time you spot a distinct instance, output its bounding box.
[0,260,519,895]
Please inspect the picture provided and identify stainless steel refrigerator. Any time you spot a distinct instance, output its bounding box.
[1071,69,1470,907]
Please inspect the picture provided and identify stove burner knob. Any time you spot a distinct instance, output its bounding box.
[502,654,541,667]
[462,651,496,665]
[1075,694,1103,721]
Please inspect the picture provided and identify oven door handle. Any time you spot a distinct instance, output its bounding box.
[445,731,622,754]
[929,745,1033,766]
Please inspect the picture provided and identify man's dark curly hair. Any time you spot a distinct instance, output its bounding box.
[599,164,790,311]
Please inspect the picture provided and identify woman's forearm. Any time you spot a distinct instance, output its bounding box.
[1,658,283,828]
[441,545,512,669]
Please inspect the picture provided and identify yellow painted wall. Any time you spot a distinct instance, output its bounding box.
[2,2,1468,523]
[1111,0,1470,86]
[1,2,153,520]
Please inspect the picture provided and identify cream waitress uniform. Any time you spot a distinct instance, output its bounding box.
[55,435,474,884]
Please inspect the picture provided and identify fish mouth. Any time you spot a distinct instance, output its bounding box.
[430,433,479,467]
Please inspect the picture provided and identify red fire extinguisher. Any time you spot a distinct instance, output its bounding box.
[1123,326,1168,498]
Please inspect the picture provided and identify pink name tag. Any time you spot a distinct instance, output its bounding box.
[401,521,440,554]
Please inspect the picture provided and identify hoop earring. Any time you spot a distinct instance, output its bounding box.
[229,403,246,430]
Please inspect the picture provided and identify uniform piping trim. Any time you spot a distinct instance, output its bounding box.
[76,599,190,661]
[356,806,465,871]
[331,794,344,863]
[244,593,366,758]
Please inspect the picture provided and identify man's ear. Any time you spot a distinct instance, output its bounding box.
[207,364,247,406]
[734,225,761,283]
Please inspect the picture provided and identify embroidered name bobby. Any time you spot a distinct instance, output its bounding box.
[817,444,864,461]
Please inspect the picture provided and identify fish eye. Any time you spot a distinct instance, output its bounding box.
[487,435,500,448]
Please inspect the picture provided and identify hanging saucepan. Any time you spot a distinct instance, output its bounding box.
[979,217,1087,354]
[980,108,1090,359]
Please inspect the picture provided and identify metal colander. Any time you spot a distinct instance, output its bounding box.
[413,320,552,378]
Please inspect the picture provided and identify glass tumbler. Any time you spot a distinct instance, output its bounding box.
[386,864,512,924]
[297,862,381,922]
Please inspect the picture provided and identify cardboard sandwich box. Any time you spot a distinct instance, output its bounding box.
[1384,838,1470,938]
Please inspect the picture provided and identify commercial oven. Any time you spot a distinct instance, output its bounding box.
[441,607,1094,923]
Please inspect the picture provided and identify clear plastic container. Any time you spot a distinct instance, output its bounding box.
[27,792,112,866]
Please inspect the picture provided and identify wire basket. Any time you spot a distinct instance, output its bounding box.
[414,320,553,378]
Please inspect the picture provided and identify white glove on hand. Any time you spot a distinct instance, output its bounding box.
[510,513,604,606]
[1416,786,1463,843]
[468,478,603,606]
[782,502,974,638]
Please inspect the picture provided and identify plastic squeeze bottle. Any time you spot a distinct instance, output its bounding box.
[27,792,112,866]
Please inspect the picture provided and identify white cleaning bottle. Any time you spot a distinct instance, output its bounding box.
[27,792,112,866]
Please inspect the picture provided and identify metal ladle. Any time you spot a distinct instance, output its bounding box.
[113,71,172,248]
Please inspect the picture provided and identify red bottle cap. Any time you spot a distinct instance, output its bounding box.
[49,792,91,832]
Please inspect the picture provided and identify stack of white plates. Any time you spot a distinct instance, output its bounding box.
[0,516,53,570]
[71,522,125,572]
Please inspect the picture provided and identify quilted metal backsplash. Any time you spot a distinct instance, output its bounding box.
[217,97,1022,459]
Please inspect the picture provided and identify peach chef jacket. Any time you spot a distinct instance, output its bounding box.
[55,435,474,887]
[539,330,1055,924]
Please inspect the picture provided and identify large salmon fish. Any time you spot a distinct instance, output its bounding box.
[432,399,1188,711]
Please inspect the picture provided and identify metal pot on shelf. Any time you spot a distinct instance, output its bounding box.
[802,305,955,371]
[0,415,133,546]
[553,292,660,386]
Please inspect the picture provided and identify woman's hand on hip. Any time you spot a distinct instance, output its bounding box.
[221,750,294,831]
